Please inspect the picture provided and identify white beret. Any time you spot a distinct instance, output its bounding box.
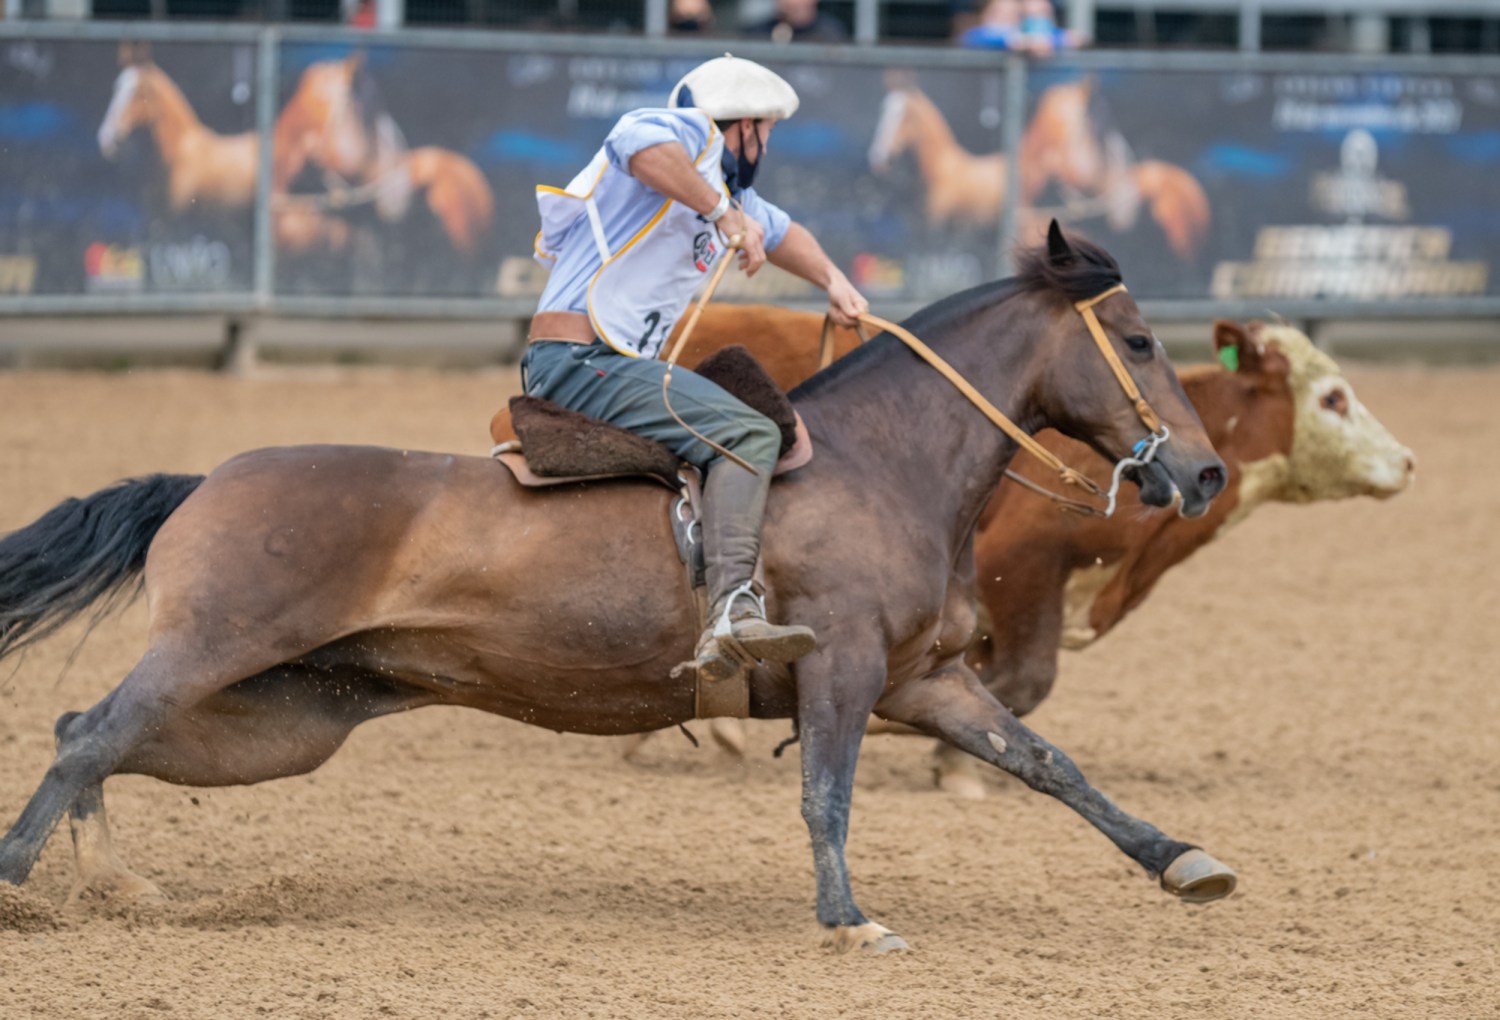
[668,54,800,121]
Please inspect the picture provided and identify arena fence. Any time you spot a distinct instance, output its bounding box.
[2,20,1499,339]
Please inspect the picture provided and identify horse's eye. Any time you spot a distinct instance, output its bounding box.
[1124,334,1153,354]
[1321,388,1349,416]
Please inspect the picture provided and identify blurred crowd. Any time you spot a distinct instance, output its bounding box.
[668,0,1085,50]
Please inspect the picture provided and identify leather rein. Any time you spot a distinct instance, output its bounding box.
[820,283,1170,519]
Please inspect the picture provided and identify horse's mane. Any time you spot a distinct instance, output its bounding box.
[1013,233,1122,303]
[791,234,1122,401]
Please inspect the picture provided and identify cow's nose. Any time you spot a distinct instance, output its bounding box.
[1404,450,1417,475]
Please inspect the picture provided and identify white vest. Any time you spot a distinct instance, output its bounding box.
[535,114,729,359]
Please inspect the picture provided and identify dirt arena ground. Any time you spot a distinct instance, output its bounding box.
[0,358,1496,1019]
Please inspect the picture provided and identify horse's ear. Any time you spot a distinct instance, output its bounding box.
[119,41,140,67]
[1046,219,1073,265]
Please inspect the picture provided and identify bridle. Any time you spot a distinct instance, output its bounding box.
[824,283,1171,519]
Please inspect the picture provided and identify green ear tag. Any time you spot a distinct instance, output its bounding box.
[1218,346,1240,372]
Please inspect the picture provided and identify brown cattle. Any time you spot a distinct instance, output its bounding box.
[496,307,1414,788]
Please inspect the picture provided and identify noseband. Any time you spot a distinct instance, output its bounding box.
[845,283,1170,519]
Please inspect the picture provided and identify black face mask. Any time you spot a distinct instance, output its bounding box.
[720,121,763,195]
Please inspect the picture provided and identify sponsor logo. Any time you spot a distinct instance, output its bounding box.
[148,237,233,290]
[851,253,904,295]
[693,231,719,273]
[83,243,144,293]
[0,255,37,295]
[1310,130,1410,222]
[1211,226,1486,299]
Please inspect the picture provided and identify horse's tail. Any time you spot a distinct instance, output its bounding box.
[0,473,205,663]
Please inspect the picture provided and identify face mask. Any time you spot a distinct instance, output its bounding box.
[720,121,764,194]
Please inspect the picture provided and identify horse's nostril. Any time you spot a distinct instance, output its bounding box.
[1404,454,1416,475]
[1199,464,1226,494]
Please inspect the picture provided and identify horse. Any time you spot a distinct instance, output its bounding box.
[0,227,1232,951]
[273,53,495,255]
[868,78,1210,259]
[868,83,1006,226]
[98,41,258,212]
[1017,77,1210,260]
[583,307,1412,784]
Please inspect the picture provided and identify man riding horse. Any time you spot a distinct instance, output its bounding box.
[524,55,869,682]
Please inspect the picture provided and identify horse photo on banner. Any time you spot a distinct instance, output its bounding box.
[0,37,258,297]
[272,42,497,299]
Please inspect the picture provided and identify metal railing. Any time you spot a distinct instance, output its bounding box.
[2,20,1499,332]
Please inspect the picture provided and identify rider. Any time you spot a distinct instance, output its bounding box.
[524,54,868,681]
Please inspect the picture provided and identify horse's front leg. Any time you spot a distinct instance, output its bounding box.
[796,650,908,954]
[877,663,1237,902]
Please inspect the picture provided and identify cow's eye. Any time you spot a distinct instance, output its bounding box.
[1124,334,1153,354]
[1322,388,1349,416]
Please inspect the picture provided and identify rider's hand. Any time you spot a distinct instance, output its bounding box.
[825,272,869,328]
[716,208,766,277]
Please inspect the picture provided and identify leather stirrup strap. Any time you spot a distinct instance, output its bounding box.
[1073,284,1163,434]
[855,310,1109,501]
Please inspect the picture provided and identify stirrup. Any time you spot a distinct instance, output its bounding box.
[712,580,766,640]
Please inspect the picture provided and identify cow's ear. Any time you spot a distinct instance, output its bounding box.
[1046,219,1073,265]
[1214,319,1289,378]
[1212,319,1248,371]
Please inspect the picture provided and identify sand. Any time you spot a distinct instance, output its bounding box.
[0,361,1496,1019]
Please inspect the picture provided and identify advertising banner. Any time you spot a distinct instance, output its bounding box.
[0,36,258,298]
[4,31,1499,313]
[270,44,1008,306]
[1015,64,1500,301]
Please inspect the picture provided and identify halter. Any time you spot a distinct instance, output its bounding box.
[844,282,1171,519]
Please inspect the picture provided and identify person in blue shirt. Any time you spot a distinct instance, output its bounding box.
[525,55,868,683]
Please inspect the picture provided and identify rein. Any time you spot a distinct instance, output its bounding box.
[833,283,1169,519]
[659,230,759,473]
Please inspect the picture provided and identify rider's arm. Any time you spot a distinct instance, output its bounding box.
[768,222,869,327]
[625,142,768,274]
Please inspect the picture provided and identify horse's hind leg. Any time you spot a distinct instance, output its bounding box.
[876,663,1238,903]
[0,658,178,887]
[56,712,166,905]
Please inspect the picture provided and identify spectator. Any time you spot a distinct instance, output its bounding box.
[958,0,1080,52]
[670,0,717,34]
[744,0,850,44]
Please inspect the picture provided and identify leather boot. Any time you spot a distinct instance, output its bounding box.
[695,460,816,682]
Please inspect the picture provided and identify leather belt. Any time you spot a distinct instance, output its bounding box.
[528,311,596,345]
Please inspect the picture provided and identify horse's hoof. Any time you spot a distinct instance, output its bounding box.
[68,871,169,909]
[708,718,748,757]
[1160,849,1237,903]
[936,767,988,801]
[822,922,911,954]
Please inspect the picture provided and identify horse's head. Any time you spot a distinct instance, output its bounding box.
[99,44,158,159]
[868,75,929,174]
[1024,222,1226,517]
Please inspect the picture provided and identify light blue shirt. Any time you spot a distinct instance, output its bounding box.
[537,108,791,317]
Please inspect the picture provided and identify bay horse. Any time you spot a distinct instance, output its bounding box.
[98,41,257,212]
[274,53,495,255]
[869,78,1210,259]
[0,227,1232,951]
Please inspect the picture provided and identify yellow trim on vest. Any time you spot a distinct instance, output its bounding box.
[583,118,721,358]
[532,230,555,262]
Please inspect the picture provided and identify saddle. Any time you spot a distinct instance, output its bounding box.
[488,345,812,719]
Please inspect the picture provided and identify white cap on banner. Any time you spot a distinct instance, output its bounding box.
[668,54,800,121]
